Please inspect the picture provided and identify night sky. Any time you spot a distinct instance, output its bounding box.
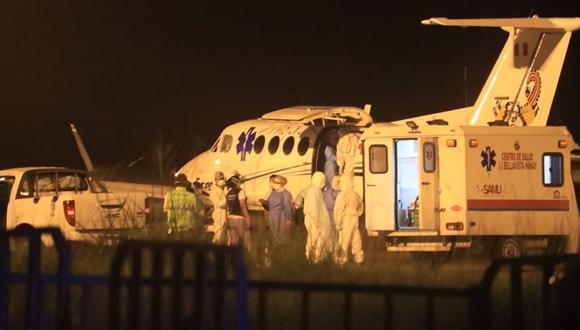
[1,0,579,182]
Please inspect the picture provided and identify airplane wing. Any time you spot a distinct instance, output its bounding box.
[70,124,95,172]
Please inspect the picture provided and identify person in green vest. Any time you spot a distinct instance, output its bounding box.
[164,173,197,235]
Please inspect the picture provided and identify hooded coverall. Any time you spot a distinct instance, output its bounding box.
[303,172,333,263]
[336,131,360,175]
[334,175,364,264]
[324,146,337,188]
[210,183,228,244]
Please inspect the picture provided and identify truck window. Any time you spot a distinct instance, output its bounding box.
[0,176,15,201]
[57,172,89,192]
[423,142,436,173]
[543,153,563,187]
[17,174,35,198]
[37,173,57,194]
[369,145,388,174]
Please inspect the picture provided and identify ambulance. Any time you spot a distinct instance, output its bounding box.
[361,123,579,256]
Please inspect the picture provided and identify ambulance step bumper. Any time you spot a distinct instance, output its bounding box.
[388,230,439,237]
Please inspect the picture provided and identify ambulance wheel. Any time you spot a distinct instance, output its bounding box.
[497,237,522,258]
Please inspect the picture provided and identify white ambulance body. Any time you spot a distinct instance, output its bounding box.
[361,124,579,255]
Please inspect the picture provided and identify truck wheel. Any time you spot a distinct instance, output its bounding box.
[497,237,522,258]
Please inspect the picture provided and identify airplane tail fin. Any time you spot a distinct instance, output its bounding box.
[70,124,95,172]
[423,17,580,126]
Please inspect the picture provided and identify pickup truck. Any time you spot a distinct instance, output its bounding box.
[0,167,169,241]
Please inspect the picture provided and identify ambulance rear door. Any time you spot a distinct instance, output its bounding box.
[364,137,396,231]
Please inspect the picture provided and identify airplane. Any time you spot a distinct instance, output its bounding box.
[178,16,580,211]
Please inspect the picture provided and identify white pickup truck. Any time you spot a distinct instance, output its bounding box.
[0,167,168,241]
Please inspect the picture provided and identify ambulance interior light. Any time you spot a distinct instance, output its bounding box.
[469,139,479,147]
[446,139,457,147]
[558,140,568,149]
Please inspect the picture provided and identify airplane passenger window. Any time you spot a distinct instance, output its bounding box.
[220,135,233,153]
[283,136,295,155]
[268,136,280,155]
[254,135,265,154]
[543,153,563,187]
[297,137,309,156]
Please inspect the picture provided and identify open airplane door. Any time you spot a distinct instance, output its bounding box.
[300,106,373,127]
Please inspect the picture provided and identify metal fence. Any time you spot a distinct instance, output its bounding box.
[0,227,577,330]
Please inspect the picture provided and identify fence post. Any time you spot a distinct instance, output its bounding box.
[0,232,9,330]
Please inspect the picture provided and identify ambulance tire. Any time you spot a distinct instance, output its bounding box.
[496,237,523,258]
[547,236,566,255]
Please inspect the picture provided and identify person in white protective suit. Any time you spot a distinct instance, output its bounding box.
[303,172,334,263]
[334,174,364,265]
[210,171,228,244]
[336,129,360,176]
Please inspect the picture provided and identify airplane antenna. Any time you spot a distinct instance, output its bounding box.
[463,65,469,107]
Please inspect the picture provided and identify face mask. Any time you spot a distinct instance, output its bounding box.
[216,179,226,187]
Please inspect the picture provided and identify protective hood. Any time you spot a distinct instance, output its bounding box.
[311,172,326,189]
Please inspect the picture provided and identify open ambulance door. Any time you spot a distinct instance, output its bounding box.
[364,138,396,231]
[418,137,440,231]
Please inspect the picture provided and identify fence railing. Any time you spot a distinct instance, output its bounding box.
[0,227,577,330]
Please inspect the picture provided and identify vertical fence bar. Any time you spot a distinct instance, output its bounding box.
[542,263,554,330]
[510,262,523,330]
[384,293,393,330]
[0,232,10,330]
[343,291,352,330]
[426,295,434,330]
[109,244,127,330]
[127,247,143,330]
[26,232,42,330]
[193,250,207,329]
[80,284,93,330]
[53,229,71,330]
[301,290,310,330]
[257,287,266,330]
[151,248,163,330]
[171,249,184,330]
[214,250,225,330]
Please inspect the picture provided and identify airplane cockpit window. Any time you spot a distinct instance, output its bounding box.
[298,137,309,156]
[283,136,295,155]
[268,136,280,155]
[254,135,265,154]
[220,135,233,153]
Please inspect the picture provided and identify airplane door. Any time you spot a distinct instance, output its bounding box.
[418,138,440,230]
[364,138,395,231]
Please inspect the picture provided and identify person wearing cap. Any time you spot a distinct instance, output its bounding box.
[164,173,198,235]
[225,170,252,250]
[266,175,294,244]
[210,171,228,244]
